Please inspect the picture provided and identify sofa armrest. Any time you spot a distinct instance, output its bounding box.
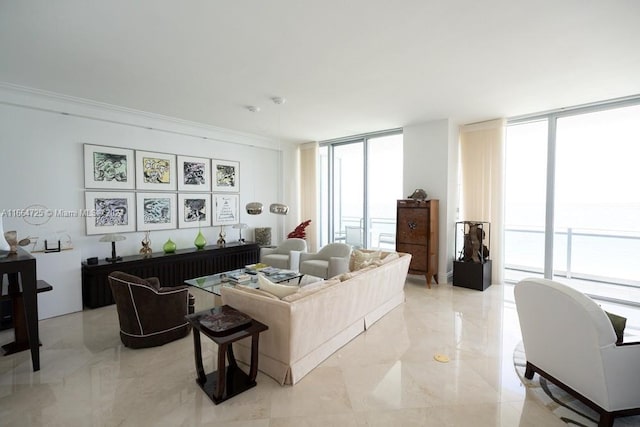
[328,256,350,278]
[261,247,278,258]
[289,250,302,271]
[157,284,189,294]
[299,252,314,263]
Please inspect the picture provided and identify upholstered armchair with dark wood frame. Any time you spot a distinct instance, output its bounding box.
[108,271,194,349]
[515,278,640,427]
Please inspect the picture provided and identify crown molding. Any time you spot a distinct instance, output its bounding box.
[0,81,279,149]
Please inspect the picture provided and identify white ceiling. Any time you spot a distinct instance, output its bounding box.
[1,1,639,143]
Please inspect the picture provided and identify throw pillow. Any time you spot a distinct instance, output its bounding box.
[373,252,400,267]
[257,274,299,299]
[235,284,280,300]
[604,310,626,344]
[350,249,382,271]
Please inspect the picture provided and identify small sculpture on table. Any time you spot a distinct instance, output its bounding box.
[217,226,226,247]
[140,231,152,256]
[4,231,18,254]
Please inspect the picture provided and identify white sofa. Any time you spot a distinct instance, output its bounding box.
[221,251,411,385]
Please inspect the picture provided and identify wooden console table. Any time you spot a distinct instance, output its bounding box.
[0,248,41,371]
[82,242,260,308]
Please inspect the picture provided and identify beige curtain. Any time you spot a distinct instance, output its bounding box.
[299,142,319,252]
[459,119,505,283]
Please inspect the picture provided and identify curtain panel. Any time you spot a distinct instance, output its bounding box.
[459,119,505,283]
[299,142,319,252]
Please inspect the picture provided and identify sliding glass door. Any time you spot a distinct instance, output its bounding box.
[554,105,640,285]
[319,130,403,249]
[504,120,547,279]
[505,100,640,303]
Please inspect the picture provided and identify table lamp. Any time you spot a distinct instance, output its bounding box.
[232,223,248,243]
[99,233,126,262]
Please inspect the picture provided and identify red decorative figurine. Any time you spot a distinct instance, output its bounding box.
[287,219,311,239]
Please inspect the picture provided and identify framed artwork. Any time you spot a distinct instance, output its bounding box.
[85,191,136,235]
[135,150,177,191]
[83,144,135,189]
[213,194,239,225]
[178,193,211,228]
[212,159,240,192]
[136,192,177,231]
[177,155,211,192]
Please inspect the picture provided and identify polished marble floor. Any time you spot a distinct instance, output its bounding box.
[1,278,637,426]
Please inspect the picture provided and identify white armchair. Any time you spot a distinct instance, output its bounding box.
[259,238,307,271]
[299,243,352,279]
[514,278,640,427]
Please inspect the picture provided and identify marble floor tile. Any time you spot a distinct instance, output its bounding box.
[1,279,638,426]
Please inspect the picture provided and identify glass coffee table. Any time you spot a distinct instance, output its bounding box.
[185,268,303,297]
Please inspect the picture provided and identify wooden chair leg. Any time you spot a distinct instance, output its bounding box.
[598,412,614,427]
[524,362,535,380]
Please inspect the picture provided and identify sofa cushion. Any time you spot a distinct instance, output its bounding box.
[235,284,281,300]
[258,274,299,299]
[282,278,341,302]
[349,249,382,271]
[300,259,329,278]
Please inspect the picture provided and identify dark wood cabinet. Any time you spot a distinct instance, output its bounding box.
[81,242,259,308]
[396,199,439,287]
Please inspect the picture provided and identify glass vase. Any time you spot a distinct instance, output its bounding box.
[194,231,206,249]
[163,238,176,254]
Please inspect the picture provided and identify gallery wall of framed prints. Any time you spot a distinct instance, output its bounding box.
[83,144,240,235]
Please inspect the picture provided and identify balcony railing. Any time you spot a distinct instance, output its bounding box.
[505,226,640,288]
[334,216,396,249]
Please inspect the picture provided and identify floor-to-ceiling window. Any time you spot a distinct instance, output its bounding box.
[319,130,403,249]
[505,99,640,306]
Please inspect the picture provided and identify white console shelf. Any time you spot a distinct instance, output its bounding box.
[32,250,82,320]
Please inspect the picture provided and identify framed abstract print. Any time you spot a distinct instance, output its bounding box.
[84,144,135,189]
[177,155,211,192]
[135,150,177,191]
[85,191,136,235]
[178,193,211,228]
[136,192,177,231]
[212,159,239,192]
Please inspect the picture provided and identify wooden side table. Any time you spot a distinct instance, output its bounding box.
[185,305,268,404]
[1,279,52,355]
[0,249,41,371]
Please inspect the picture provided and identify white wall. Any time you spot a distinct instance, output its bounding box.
[0,85,293,314]
[403,119,458,283]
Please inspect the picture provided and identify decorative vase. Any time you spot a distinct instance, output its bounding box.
[194,230,206,249]
[0,216,10,252]
[140,230,152,256]
[163,238,176,254]
[254,227,271,246]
